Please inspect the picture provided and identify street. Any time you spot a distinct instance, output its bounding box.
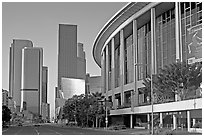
[2,124,138,135]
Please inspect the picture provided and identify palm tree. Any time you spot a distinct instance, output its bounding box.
[143,61,202,102]
[91,92,105,128]
[157,61,201,100]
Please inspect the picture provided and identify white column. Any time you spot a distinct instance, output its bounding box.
[106,45,109,94]
[151,8,156,74]
[187,111,190,132]
[150,8,156,134]
[173,114,177,129]
[160,113,163,125]
[193,119,196,127]
[175,2,181,61]
[120,29,125,105]
[111,38,115,109]
[147,114,150,130]
[130,114,133,128]
[133,19,138,107]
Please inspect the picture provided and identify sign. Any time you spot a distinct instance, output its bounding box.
[187,24,202,64]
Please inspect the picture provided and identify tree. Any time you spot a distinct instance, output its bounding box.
[63,92,106,128]
[157,61,201,100]
[143,61,202,102]
[2,105,11,125]
[91,92,105,128]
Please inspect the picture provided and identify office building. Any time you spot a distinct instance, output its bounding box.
[56,25,86,120]
[85,74,102,95]
[58,24,77,90]
[57,24,86,89]
[42,66,48,103]
[9,39,33,111]
[77,43,86,80]
[93,2,202,132]
[21,47,43,115]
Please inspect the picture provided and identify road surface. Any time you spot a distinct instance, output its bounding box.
[2,124,134,135]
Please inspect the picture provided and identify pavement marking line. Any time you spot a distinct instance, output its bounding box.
[34,127,40,135]
[2,129,8,132]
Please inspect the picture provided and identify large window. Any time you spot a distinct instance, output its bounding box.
[137,22,151,80]
[124,34,133,84]
[124,90,131,107]
[180,2,202,64]
[156,8,176,72]
[114,33,120,88]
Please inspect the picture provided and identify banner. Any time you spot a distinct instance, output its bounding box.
[187,24,202,64]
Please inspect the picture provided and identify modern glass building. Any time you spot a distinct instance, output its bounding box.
[93,2,202,132]
[58,24,78,90]
[21,47,43,115]
[9,39,33,112]
[42,66,48,103]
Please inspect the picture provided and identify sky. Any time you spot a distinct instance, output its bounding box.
[2,2,127,118]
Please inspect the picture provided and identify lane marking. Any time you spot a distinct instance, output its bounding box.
[34,127,40,135]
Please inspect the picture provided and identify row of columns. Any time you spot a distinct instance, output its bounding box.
[101,3,184,127]
[102,8,159,109]
[129,110,192,131]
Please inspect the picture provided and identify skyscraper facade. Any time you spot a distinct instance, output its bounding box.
[21,47,43,115]
[85,74,102,95]
[9,39,33,112]
[58,24,77,90]
[42,66,48,103]
[77,43,86,80]
[56,24,86,120]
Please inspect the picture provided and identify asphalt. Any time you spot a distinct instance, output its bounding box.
[2,123,201,135]
[2,124,147,135]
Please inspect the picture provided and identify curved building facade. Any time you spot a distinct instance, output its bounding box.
[93,2,202,131]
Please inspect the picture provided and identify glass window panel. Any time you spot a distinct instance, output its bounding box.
[191,14,197,26]
[186,16,190,25]
[197,3,202,11]
[185,2,190,8]
[186,8,190,16]
[197,12,202,21]
[191,2,196,10]
[181,3,184,13]
[171,9,175,19]
[181,19,185,35]
[162,13,166,24]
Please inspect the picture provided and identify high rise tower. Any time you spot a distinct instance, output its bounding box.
[20,47,43,115]
[58,24,77,90]
[42,66,48,103]
[9,39,33,112]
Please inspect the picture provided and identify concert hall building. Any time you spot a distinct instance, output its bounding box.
[93,2,202,132]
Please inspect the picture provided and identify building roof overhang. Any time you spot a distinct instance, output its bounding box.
[92,2,175,67]
[92,2,150,67]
